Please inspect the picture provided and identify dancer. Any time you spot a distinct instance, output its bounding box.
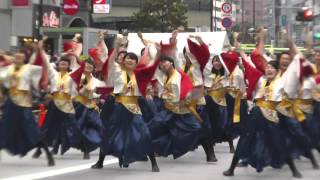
[0,42,54,166]
[91,35,160,172]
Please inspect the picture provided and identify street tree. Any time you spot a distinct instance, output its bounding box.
[131,0,188,32]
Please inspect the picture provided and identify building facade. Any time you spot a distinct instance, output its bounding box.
[0,0,91,51]
[92,0,212,32]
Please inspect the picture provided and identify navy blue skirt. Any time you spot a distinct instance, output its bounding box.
[0,120,3,149]
[278,114,313,159]
[236,107,287,172]
[41,102,81,155]
[148,100,202,159]
[0,98,43,156]
[311,102,320,149]
[74,102,103,153]
[100,96,152,167]
[195,104,213,143]
[204,95,229,143]
[301,111,320,150]
[0,104,4,149]
[225,94,248,138]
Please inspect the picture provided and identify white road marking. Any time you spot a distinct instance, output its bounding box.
[2,158,118,180]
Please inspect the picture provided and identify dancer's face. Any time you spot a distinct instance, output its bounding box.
[265,64,277,81]
[124,56,137,70]
[160,60,173,74]
[58,60,70,72]
[279,53,291,73]
[84,62,94,74]
[212,57,222,71]
[13,52,25,66]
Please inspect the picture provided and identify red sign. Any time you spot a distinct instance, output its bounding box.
[11,0,29,6]
[63,0,79,15]
[94,0,106,4]
[221,2,232,14]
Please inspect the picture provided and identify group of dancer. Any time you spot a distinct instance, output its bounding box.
[0,27,320,178]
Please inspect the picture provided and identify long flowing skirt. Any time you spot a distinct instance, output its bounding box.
[0,98,43,156]
[0,104,4,149]
[100,96,152,167]
[204,95,229,143]
[225,94,248,138]
[278,114,313,159]
[191,104,214,150]
[74,102,103,153]
[148,100,202,159]
[236,107,287,172]
[311,102,320,149]
[41,102,81,155]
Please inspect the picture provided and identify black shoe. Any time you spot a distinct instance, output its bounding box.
[292,171,302,178]
[83,152,90,160]
[223,169,234,176]
[313,163,320,170]
[229,148,235,154]
[32,149,42,159]
[152,165,160,172]
[207,155,218,163]
[47,156,55,167]
[91,162,103,169]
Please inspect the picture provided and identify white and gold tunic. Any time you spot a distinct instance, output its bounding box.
[111,60,142,114]
[203,59,229,107]
[46,63,77,114]
[0,64,42,107]
[74,73,106,109]
[252,76,283,123]
[157,69,192,114]
[277,77,315,121]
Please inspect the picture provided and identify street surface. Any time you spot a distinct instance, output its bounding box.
[1,142,319,180]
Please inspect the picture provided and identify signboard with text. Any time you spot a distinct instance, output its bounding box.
[42,5,60,28]
[93,0,112,14]
[11,0,29,7]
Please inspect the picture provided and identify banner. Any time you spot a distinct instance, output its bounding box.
[42,6,60,28]
[11,0,29,7]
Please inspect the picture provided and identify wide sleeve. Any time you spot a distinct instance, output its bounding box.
[29,65,43,91]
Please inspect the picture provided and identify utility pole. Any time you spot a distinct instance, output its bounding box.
[242,0,244,33]
[210,0,217,31]
[215,0,217,31]
[38,0,43,39]
[210,0,213,31]
[275,0,281,47]
[253,0,255,28]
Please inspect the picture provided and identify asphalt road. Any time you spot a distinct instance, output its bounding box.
[1,142,320,180]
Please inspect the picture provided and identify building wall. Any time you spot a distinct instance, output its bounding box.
[0,0,9,9]
[93,5,211,31]
[0,10,11,51]
[11,8,34,36]
[187,10,211,30]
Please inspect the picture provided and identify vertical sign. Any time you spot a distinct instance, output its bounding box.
[221,1,233,29]
[93,0,112,14]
